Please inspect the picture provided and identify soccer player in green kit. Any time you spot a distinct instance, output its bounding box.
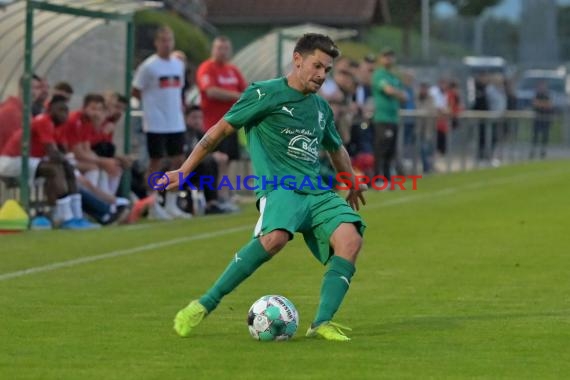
[163,33,367,341]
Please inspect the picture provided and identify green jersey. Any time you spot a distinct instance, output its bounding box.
[224,77,342,198]
[372,68,403,124]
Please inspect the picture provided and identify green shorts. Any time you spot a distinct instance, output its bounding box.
[253,189,366,265]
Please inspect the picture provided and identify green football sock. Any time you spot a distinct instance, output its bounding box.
[199,238,271,313]
[313,255,356,326]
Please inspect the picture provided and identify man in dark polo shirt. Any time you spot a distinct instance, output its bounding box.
[530,80,554,159]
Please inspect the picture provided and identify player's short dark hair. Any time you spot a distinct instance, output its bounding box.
[48,94,68,107]
[83,93,105,108]
[185,104,202,116]
[54,81,74,94]
[363,54,377,64]
[294,33,340,59]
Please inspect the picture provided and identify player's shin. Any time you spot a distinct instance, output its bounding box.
[313,255,356,326]
[199,238,271,312]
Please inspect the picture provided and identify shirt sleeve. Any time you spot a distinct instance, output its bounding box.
[33,119,55,147]
[197,62,215,91]
[374,71,390,94]
[132,62,149,90]
[223,83,272,129]
[321,104,342,152]
[64,123,80,149]
[80,123,96,145]
[62,115,83,149]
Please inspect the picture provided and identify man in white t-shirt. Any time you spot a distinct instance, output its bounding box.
[132,25,190,219]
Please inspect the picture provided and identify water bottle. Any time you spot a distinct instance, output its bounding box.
[191,190,206,216]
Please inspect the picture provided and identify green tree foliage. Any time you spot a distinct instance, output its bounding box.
[134,10,210,66]
[431,15,518,62]
[361,25,471,63]
[386,0,422,59]
[481,17,518,61]
[386,0,500,59]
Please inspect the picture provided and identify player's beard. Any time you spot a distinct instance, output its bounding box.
[307,78,323,93]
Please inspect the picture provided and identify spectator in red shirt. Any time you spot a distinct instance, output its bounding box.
[0,96,23,153]
[62,94,123,198]
[91,92,134,184]
[197,36,247,132]
[196,36,247,208]
[91,92,129,159]
[0,96,98,229]
[32,75,50,117]
[0,74,44,152]
[446,79,462,130]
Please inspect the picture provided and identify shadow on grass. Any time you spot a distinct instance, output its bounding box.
[355,310,570,336]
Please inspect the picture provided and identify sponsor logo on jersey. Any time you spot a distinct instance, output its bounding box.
[217,74,239,86]
[281,106,294,117]
[287,135,319,163]
[280,127,314,137]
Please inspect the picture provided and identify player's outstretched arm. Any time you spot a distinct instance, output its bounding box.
[164,119,236,190]
[328,146,367,211]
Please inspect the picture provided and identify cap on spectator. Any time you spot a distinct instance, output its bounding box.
[380,47,395,56]
[364,53,377,63]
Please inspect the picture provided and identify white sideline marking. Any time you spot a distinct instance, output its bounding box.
[0,226,250,282]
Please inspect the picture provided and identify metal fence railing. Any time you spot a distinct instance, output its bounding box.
[397,109,570,175]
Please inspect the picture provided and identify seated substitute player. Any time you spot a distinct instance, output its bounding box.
[0,95,99,229]
[164,33,367,341]
[63,94,123,198]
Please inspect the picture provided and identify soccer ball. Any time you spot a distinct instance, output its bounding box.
[247,295,299,341]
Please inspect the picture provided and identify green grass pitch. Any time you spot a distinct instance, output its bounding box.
[1,160,569,379]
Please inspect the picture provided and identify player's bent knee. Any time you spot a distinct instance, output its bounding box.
[259,230,290,256]
[337,234,362,262]
[348,234,363,256]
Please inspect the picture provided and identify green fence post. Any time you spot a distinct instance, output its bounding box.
[276,30,283,77]
[121,20,135,197]
[20,1,35,213]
